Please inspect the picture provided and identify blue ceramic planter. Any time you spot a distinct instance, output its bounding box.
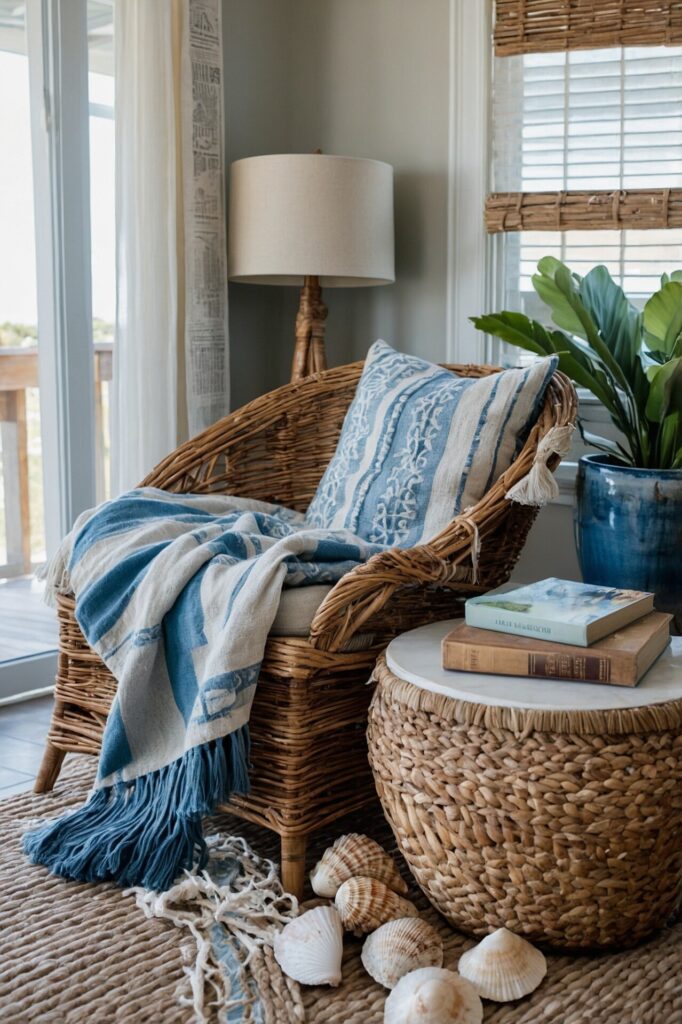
[575,454,682,627]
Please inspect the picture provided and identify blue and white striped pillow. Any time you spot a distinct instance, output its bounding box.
[305,340,557,547]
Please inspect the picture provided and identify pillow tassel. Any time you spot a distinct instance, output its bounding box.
[505,424,574,507]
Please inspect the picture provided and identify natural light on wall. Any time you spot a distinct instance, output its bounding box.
[493,46,682,324]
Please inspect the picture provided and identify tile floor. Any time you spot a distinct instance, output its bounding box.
[0,696,53,796]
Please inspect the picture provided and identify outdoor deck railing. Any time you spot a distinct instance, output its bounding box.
[0,343,112,578]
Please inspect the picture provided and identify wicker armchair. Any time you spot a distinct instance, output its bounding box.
[35,361,577,897]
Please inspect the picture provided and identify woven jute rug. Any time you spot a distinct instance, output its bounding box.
[2,755,681,1023]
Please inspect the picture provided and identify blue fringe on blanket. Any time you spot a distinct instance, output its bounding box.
[23,730,250,891]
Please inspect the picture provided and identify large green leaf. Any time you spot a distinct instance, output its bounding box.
[578,266,642,375]
[537,255,579,281]
[470,313,556,357]
[533,262,633,396]
[547,333,623,413]
[643,281,682,355]
[646,357,682,467]
[646,357,682,421]
[532,258,587,338]
[537,262,648,459]
[470,313,625,416]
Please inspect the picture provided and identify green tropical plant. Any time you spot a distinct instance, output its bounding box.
[471,259,682,470]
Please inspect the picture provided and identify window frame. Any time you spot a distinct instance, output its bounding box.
[26,0,97,557]
[485,39,682,499]
[0,0,98,701]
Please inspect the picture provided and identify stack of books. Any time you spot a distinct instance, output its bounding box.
[442,578,672,687]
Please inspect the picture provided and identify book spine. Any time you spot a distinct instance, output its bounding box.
[465,604,588,646]
[443,643,635,685]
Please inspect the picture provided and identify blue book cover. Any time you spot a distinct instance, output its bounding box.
[465,578,654,647]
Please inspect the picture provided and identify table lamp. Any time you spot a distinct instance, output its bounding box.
[228,152,395,381]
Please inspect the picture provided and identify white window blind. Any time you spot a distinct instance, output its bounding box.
[492,46,682,319]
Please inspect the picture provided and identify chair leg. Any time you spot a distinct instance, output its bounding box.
[280,833,308,900]
[34,742,66,794]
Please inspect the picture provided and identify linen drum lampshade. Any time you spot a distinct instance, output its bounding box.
[228,153,394,379]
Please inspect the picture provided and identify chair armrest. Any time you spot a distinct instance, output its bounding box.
[309,525,482,653]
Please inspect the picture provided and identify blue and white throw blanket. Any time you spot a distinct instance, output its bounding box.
[24,488,383,891]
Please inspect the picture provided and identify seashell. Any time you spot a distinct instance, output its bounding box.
[310,833,408,898]
[335,876,418,936]
[457,927,547,1002]
[361,917,443,989]
[384,967,483,1024]
[273,905,343,987]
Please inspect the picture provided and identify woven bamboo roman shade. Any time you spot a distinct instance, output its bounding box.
[495,1,682,56]
[488,5,682,237]
[486,189,682,233]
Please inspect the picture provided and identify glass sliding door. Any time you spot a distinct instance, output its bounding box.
[0,2,43,578]
[0,1,56,686]
[0,0,114,698]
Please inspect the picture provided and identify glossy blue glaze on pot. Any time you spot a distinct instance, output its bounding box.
[575,455,682,625]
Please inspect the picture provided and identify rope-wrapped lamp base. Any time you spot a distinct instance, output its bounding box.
[367,655,682,950]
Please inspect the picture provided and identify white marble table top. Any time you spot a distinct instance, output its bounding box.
[386,619,682,712]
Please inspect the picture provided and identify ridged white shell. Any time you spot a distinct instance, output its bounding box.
[273,905,343,987]
[384,967,483,1024]
[361,917,443,989]
[310,833,408,898]
[335,876,419,936]
[458,928,547,1002]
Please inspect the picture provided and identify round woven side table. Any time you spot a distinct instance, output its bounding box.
[367,621,682,951]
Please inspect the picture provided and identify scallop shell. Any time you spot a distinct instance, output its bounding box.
[457,927,547,1002]
[361,917,443,989]
[310,833,408,898]
[335,876,418,936]
[384,967,483,1024]
[273,905,343,987]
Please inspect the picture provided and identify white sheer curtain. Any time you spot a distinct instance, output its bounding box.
[113,0,229,493]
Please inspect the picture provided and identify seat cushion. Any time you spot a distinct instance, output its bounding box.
[270,584,375,650]
[269,584,334,636]
[305,340,557,547]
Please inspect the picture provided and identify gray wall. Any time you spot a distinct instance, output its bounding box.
[223,0,292,406]
[222,0,580,582]
[516,505,580,583]
[224,0,452,405]
[286,0,451,369]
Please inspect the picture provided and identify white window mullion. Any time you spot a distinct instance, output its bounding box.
[559,53,568,269]
[26,0,96,556]
[618,48,627,283]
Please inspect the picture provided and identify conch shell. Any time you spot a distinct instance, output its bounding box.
[384,967,483,1024]
[457,927,547,1001]
[273,905,344,987]
[361,917,443,989]
[310,833,408,898]
[335,876,418,935]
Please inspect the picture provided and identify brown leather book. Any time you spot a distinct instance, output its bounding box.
[441,611,672,687]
